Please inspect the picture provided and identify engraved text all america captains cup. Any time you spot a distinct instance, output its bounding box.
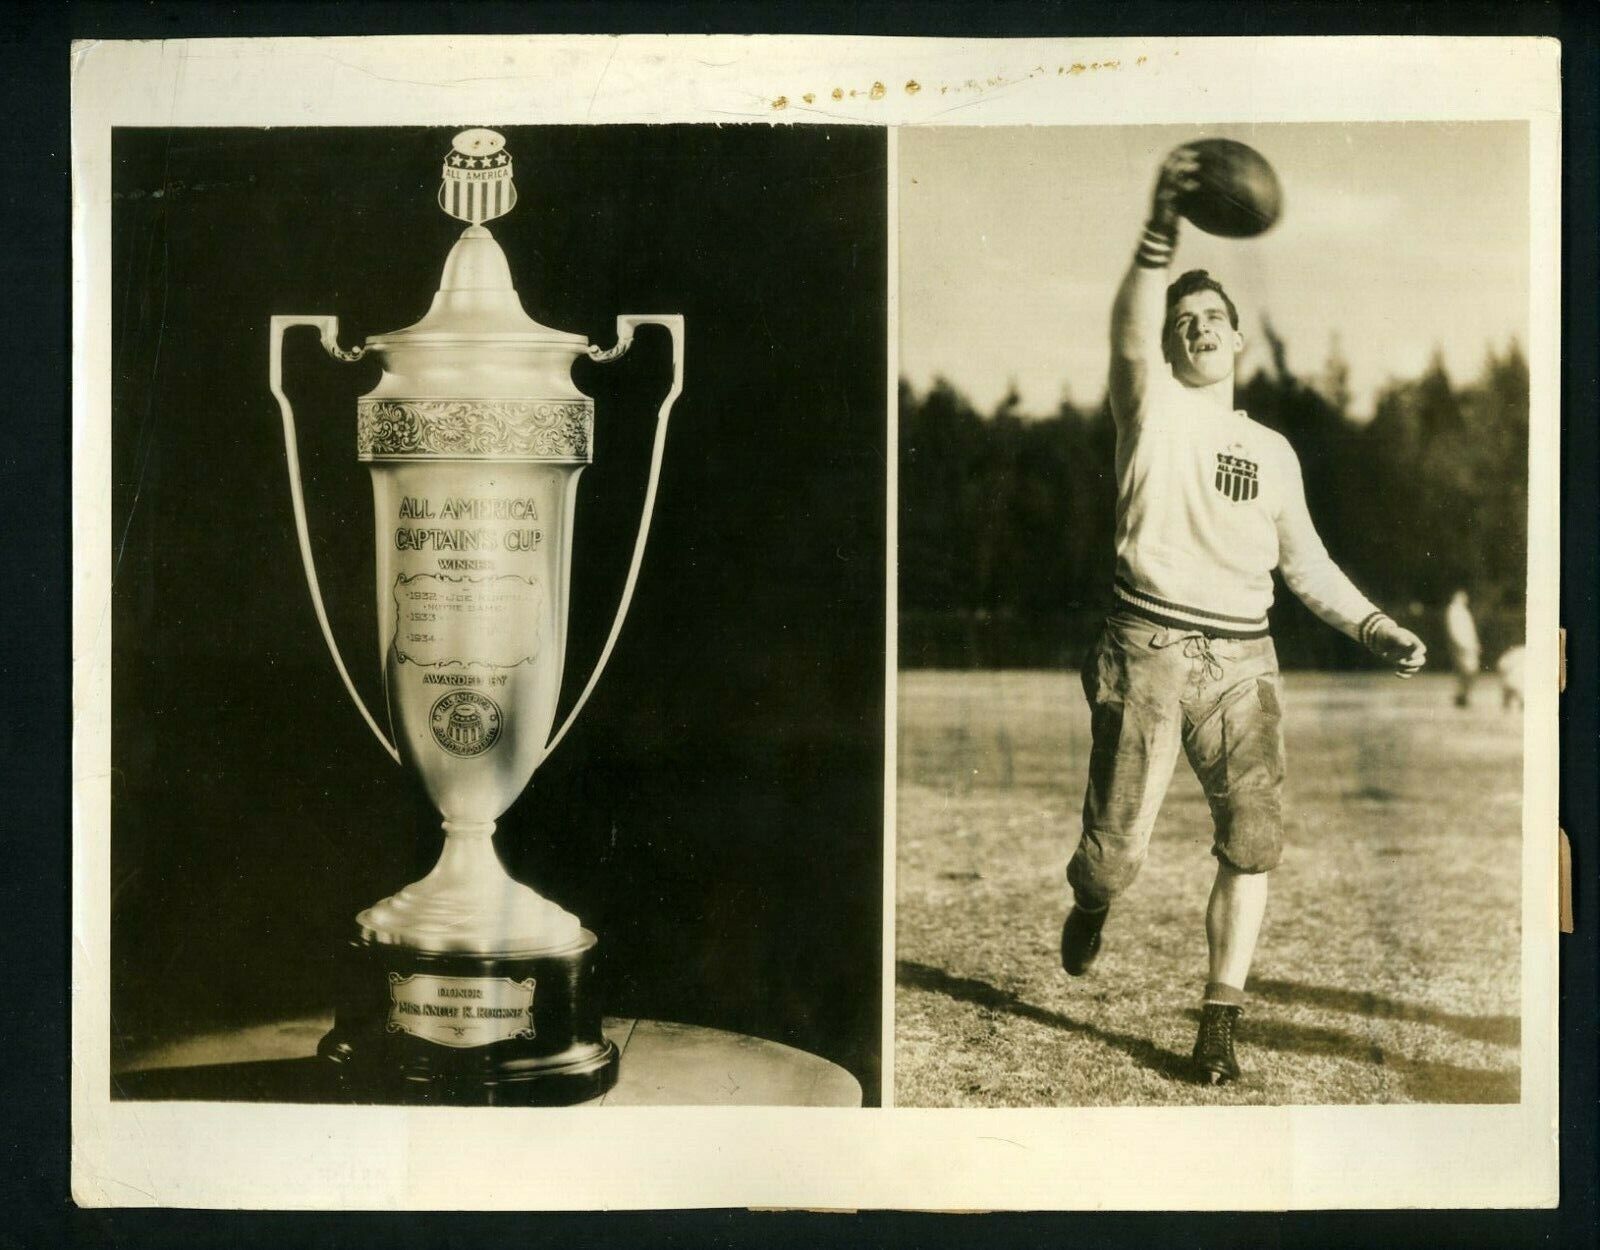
[268,129,682,1104]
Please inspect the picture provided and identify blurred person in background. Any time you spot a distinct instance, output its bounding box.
[1496,643,1526,711]
[1445,588,1481,708]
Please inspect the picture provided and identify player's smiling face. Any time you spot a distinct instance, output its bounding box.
[1164,290,1245,388]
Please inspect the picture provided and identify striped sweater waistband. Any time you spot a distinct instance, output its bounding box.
[1113,580,1271,639]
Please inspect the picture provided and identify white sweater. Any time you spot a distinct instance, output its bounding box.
[1111,371,1382,641]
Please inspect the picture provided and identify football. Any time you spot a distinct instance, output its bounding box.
[1178,139,1283,238]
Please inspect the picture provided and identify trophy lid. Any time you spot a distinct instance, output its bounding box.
[366,129,587,350]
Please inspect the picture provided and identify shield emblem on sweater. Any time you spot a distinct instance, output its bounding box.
[1215,448,1260,503]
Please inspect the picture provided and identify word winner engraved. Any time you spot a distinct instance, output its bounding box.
[386,973,537,1048]
[394,572,546,668]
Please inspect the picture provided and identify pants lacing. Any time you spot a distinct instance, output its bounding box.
[1182,633,1225,698]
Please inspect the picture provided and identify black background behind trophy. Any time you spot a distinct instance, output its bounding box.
[109,125,887,1103]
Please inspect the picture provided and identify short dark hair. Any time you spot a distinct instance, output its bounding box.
[1164,269,1239,333]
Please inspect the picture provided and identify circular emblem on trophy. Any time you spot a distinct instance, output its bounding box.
[429,690,504,758]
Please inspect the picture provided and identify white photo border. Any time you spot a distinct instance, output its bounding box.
[71,34,1560,1211]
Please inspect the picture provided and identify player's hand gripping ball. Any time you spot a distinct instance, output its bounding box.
[1152,146,1203,221]
[1175,139,1283,238]
[1369,618,1428,679]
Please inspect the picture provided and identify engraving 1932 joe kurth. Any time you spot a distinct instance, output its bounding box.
[269,127,684,1104]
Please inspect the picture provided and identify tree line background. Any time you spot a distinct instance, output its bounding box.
[900,331,1530,670]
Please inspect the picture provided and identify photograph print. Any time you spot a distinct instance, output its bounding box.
[107,123,887,1107]
[896,122,1533,1107]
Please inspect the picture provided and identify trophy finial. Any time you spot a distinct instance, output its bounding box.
[439,127,517,227]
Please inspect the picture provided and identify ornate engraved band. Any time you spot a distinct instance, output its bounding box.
[357,399,593,461]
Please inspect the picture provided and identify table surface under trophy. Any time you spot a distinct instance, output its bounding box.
[112,1018,862,1107]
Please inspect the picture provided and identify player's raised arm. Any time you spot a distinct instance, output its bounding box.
[1274,442,1427,678]
[1109,147,1200,423]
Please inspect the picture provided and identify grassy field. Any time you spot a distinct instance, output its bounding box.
[895,669,1524,1107]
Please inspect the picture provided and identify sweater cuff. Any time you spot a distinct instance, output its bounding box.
[1136,217,1178,269]
[1357,610,1393,651]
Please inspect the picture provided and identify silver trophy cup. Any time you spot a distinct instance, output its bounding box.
[269,129,682,1103]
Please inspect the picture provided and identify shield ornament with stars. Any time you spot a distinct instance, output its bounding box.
[1214,444,1261,503]
[438,128,518,226]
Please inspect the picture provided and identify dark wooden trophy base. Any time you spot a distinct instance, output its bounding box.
[318,929,618,1105]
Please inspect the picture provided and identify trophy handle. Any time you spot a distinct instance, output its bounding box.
[540,314,685,763]
[269,314,403,765]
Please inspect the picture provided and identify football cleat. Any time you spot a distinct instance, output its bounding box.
[1192,1002,1244,1085]
[1059,904,1109,976]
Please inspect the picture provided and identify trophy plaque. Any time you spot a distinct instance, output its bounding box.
[268,129,682,1104]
